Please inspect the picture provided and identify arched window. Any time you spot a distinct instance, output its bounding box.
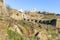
[27,19,29,21]
[39,20,41,23]
[31,19,33,21]
[35,20,37,22]
[16,13,19,16]
[24,18,26,20]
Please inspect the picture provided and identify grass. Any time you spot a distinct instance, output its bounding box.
[7,29,23,40]
[6,19,59,40]
[19,20,28,29]
[48,37,52,40]
[42,17,54,20]
[7,29,38,40]
[6,22,38,40]
[47,28,58,39]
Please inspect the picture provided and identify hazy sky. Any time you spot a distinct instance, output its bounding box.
[5,0,60,13]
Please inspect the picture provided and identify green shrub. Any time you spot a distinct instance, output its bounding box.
[7,30,23,40]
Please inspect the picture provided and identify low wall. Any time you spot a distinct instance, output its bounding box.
[56,19,60,28]
[23,18,56,26]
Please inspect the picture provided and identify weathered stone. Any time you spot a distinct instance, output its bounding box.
[56,19,60,28]
[0,0,7,16]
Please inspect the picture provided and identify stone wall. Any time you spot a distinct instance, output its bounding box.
[56,19,60,28]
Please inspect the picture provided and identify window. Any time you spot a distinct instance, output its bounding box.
[24,18,25,20]
[35,20,37,22]
[31,19,33,21]
[16,13,19,16]
[27,19,29,21]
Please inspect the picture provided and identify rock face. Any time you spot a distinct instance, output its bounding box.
[37,29,48,40]
[0,0,7,16]
[9,9,23,20]
[0,21,8,40]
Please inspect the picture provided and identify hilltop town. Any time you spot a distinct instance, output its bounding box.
[0,0,60,40]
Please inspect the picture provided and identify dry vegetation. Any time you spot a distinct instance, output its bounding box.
[0,0,60,40]
[0,16,60,40]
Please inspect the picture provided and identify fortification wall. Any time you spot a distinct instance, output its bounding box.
[56,19,60,28]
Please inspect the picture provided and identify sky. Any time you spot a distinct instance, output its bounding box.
[5,0,60,14]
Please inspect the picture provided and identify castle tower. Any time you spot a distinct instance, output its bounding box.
[0,0,7,16]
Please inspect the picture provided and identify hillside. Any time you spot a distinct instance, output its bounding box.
[0,16,60,40]
[0,0,60,40]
